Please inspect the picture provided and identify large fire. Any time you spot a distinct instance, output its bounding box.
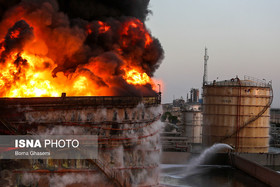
[0,6,163,97]
[123,69,151,85]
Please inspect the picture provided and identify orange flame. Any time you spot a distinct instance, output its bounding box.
[0,16,159,97]
[121,19,153,47]
[123,68,152,86]
[10,30,20,39]
[145,33,152,47]
[98,21,110,34]
[1,52,60,97]
[86,25,92,35]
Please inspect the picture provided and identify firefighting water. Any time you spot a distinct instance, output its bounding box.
[0,0,163,98]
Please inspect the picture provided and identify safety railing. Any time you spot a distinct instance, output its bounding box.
[0,95,161,107]
[204,76,272,88]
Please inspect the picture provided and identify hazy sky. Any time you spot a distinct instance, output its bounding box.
[146,0,280,107]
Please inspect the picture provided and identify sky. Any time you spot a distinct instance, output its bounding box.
[146,0,280,107]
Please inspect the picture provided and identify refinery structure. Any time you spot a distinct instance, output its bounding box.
[0,1,280,186]
[158,45,280,187]
[160,47,280,186]
[161,48,273,153]
[182,88,203,144]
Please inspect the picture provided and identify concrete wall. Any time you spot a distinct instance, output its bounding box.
[161,152,280,166]
[237,153,280,166]
[230,154,280,187]
[160,152,230,165]
[160,152,191,164]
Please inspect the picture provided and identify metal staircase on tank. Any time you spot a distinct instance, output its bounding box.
[86,158,123,187]
[0,117,20,135]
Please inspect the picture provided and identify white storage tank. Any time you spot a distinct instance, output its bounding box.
[182,109,203,143]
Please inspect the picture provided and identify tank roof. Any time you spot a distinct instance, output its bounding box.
[0,95,161,109]
[204,76,271,88]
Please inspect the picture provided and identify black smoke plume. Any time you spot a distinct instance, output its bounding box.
[0,0,164,96]
[1,20,34,61]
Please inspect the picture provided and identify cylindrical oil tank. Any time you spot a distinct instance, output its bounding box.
[0,96,162,186]
[202,77,273,153]
[182,109,203,143]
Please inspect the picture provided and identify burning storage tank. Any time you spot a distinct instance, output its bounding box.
[0,0,165,186]
[0,95,162,186]
[202,76,273,153]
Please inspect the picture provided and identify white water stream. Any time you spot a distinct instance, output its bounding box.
[165,143,233,178]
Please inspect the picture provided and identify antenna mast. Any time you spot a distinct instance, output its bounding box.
[203,47,209,85]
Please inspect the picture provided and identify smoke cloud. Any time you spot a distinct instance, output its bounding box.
[0,0,164,97]
[57,0,151,22]
[1,20,34,60]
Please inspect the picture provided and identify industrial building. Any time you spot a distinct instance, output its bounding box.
[160,89,203,152]
[270,108,280,147]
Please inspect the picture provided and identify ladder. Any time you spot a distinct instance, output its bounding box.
[0,117,19,135]
[86,158,123,187]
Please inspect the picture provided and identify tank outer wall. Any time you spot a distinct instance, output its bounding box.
[202,84,271,153]
[182,111,203,143]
